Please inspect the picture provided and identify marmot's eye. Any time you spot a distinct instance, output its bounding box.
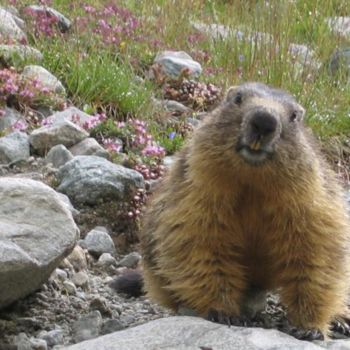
[290,111,298,122]
[234,93,242,105]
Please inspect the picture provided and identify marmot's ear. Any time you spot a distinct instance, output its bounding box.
[225,86,239,103]
[297,105,305,121]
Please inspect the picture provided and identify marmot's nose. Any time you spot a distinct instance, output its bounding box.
[250,112,277,137]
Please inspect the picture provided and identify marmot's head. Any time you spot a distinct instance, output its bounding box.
[220,82,305,166]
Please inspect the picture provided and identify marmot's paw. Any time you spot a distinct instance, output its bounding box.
[331,317,350,338]
[206,309,232,326]
[228,315,253,327]
[289,327,324,341]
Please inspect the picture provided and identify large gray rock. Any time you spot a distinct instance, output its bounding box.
[0,177,79,309]
[65,316,347,350]
[0,107,27,132]
[0,8,26,42]
[56,156,144,205]
[44,106,92,126]
[154,51,202,78]
[29,120,89,155]
[24,5,71,33]
[22,65,66,95]
[0,131,30,164]
[0,45,43,66]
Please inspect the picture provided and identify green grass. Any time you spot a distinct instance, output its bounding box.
[11,0,350,146]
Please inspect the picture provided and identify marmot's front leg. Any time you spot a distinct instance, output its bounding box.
[278,257,346,340]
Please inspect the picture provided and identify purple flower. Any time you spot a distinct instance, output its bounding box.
[169,131,176,140]
[142,144,165,157]
[12,120,27,131]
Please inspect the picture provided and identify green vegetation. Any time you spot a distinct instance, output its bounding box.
[12,0,350,147]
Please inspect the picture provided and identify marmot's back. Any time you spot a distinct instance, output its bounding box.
[140,82,350,340]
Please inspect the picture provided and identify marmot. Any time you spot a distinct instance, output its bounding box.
[117,82,350,339]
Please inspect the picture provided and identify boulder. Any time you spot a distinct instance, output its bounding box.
[29,120,89,155]
[154,51,202,78]
[22,65,66,95]
[0,177,79,309]
[56,155,144,206]
[0,45,42,66]
[0,131,30,164]
[65,316,339,350]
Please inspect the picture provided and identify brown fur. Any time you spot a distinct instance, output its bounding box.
[140,82,350,336]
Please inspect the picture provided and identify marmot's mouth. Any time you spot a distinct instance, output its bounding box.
[236,144,272,166]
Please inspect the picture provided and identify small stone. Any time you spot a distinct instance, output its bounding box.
[163,99,191,114]
[145,179,162,193]
[0,131,30,165]
[72,310,102,343]
[163,156,175,168]
[66,245,87,271]
[96,253,116,268]
[326,16,350,38]
[22,65,66,95]
[56,156,144,206]
[29,338,47,350]
[118,252,141,268]
[63,280,76,295]
[52,268,68,282]
[69,138,109,159]
[329,47,350,79]
[119,314,135,325]
[83,227,115,257]
[187,117,200,128]
[38,329,64,347]
[89,297,112,317]
[154,51,202,79]
[13,332,31,350]
[100,319,126,335]
[71,271,89,288]
[45,144,74,168]
[44,107,92,126]
[0,107,27,132]
[29,120,89,155]
[17,317,41,330]
[59,258,74,271]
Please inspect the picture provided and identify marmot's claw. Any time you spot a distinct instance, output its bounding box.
[229,315,251,327]
[289,327,324,341]
[330,318,350,337]
[206,309,231,326]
